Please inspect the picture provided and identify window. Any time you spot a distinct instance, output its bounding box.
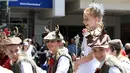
[10,17,27,23]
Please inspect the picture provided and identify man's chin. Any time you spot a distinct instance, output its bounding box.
[96,58,103,62]
[12,58,18,62]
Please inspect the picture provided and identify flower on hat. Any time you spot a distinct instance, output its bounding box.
[4,28,10,37]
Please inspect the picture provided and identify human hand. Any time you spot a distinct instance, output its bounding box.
[82,28,87,34]
[72,53,77,61]
[73,59,81,72]
[82,28,90,37]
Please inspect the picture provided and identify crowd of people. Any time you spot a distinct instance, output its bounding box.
[0,2,130,73]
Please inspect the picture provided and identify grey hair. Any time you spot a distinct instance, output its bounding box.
[89,3,104,18]
[125,43,130,49]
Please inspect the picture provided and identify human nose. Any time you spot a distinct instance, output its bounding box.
[97,54,103,60]
[95,52,100,58]
[83,20,85,24]
[46,42,52,46]
[12,52,17,58]
[13,52,17,55]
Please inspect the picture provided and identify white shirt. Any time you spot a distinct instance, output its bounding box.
[37,66,47,73]
[55,56,70,73]
[76,58,100,73]
[20,61,47,73]
[81,37,92,56]
[76,37,100,73]
[26,45,33,58]
[99,55,121,73]
[121,60,130,73]
[0,66,13,73]
[109,67,121,73]
[20,61,33,73]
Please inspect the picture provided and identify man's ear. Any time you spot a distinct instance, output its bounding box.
[113,50,117,55]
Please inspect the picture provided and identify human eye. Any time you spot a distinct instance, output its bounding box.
[15,49,18,53]
[93,49,96,52]
[10,50,14,53]
[51,40,55,43]
[99,48,104,52]
[84,18,88,21]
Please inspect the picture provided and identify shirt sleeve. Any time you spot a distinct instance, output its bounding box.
[55,56,70,73]
[109,66,121,73]
[121,60,130,72]
[20,61,33,73]
[0,66,13,73]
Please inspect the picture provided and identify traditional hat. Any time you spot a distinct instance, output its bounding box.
[0,37,22,45]
[44,25,64,41]
[62,40,65,44]
[23,42,29,46]
[90,34,111,49]
[44,31,63,40]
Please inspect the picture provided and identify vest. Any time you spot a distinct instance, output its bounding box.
[48,49,73,73]
[100,55,126,73]
[11,53,39,73]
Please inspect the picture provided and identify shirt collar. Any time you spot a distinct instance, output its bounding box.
[99,54,110,68]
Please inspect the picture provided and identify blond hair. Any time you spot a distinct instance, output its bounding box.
[84,3,104,18]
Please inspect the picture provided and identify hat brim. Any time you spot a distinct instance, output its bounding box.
[62,40,65,43]
[0,37,22,45]
[92,45,109,49]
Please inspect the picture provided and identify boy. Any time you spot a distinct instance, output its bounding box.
[92,37,126,73]
[1,37,40,73]
[44,25,73,73]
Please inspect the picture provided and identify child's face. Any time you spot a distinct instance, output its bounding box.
[5,44,20,62]
[46,40,60,54]
[23,45,29,52]
[83,12,99,30]
[92,47,107,62]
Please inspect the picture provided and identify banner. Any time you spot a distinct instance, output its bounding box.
[9,0,52,8]
[0,0,18,1]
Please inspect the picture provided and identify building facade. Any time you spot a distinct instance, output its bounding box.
[5,0,130,44]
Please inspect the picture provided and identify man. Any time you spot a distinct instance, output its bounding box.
[68,38,77,55]
[44,25,73,73]
[92,36,126,73]
[1,37,41,73]
[108,39,130,73]
[0,66,13,73]
[125,43,130,58]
